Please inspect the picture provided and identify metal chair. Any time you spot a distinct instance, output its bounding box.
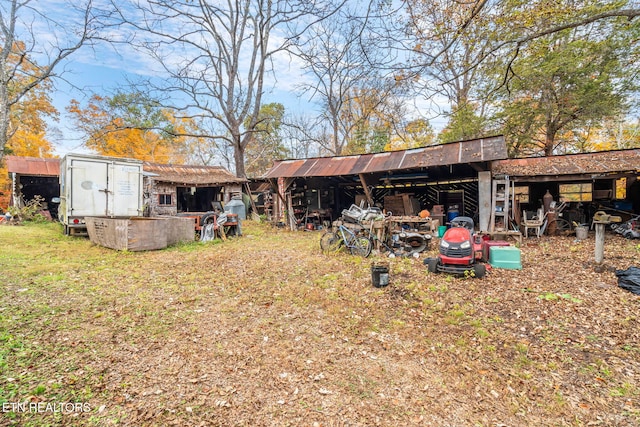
[522,208,544,238]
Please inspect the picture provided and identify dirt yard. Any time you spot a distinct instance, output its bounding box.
[1,221,639,426]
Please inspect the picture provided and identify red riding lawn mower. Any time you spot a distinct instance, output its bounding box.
[423,216,488,278]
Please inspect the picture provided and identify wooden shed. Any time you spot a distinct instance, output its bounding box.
[4,156,61,217]
[143,162,247,216]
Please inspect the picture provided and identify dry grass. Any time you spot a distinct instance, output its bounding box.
[1,221,640,426]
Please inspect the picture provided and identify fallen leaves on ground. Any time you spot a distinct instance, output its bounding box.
[1,222,639,426]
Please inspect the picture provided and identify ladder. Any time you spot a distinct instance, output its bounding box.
[490,177,510,232]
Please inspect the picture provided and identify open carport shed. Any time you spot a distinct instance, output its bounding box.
[491,148,640,225]
[5,156,60,217]
[263,135,508,231]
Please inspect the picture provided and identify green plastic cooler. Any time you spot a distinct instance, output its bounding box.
[489,246,522,270]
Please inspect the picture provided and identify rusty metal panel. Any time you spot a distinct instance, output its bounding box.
[492,149,640,177]
[263,159,307,178]
[381,151,403,171]
[410,144,445,167]
[287,159,318,176]
[459,139,486,163]
[142,162,245,185]
[442,143,463,164]
[263,135,509,178]
[293,158,320,176]
[5,156,60,176]
[262,161,282,178]
[334,156,361,176]
[397,148,426,169]
[299,158,325,176]
[478,136,509,160]
[377,151,405,172]
[401,137,507,169]
[307,156,357,176]
[349,154,374,174]
[356,152,388,174]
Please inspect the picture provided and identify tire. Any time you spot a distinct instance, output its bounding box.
[349,236,373,257]
[320,232,343,252]
[404,234,427,254]
[424,257,438,273]
[200,213,217,226]
[473,263,486,278]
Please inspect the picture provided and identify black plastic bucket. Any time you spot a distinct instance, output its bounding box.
[371,264,390,287]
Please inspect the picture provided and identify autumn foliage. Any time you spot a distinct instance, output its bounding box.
[0,50,58,209]
[67,94,188,163]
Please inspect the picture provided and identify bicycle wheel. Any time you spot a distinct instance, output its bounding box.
[551,218,573,236]
[349,236,373,257]
[320,232,343,252]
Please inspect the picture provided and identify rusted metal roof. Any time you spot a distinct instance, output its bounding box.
[5,156,60,176]
[143,162,246,186]
[4,155,246,185]
[492,149,640,178]
[263,135,506,178]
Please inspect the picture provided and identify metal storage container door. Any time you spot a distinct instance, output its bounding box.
[110,163,142,217]
[70,159,109,216]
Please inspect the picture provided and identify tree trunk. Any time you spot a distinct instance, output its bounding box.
[234,138,247,179]
[0,59,9,158]
[0,102,8,159]
[544,114,558,156]
[544,129,555,156]
[333,119,341,156]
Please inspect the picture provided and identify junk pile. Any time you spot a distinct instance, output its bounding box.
[201,212,228,242]
[341,204,384,223]
[339,204,432,258]
[611,215,640,239]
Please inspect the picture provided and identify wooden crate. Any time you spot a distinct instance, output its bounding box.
[384,195,420,216]
[86,216,194,251]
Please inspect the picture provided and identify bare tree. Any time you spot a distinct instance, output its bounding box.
[0,0,106,161]
[401,0,503,129]
[114,0,342,178]
[293,4,405,155]
[281,112,322,158]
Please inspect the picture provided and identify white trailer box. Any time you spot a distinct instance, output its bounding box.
[59,154,143,235]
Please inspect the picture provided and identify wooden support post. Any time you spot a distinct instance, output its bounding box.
[244,182,259,220]
[272,177,295,225]
[594,222,605,266]
[478,171,491,232]
[287,192,296,231]
[358,174,373,207]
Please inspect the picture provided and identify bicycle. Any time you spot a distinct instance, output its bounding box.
[320,223,373,257]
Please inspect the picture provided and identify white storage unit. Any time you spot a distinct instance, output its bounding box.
[59,154,143,235]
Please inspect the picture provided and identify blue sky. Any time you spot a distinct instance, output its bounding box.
[50,49,444,158]
[41,0,445,158]
[50,47,317,156]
